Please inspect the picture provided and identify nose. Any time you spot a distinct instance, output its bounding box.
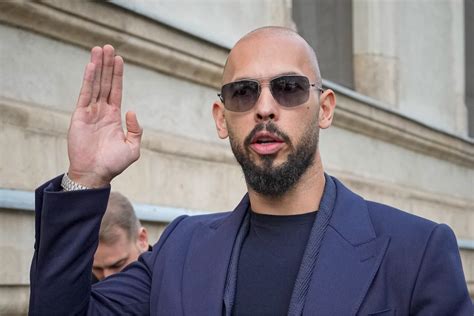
[103,269,115,279]
[254,85,279,122]
[94,271,105,281]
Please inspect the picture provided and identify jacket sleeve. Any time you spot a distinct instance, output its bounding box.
[410,223,473,315]
[28,175,187,316]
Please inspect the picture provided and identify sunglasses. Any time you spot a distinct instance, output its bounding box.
[218,75,323,112]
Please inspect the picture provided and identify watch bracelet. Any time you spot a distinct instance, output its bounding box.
[61,173,91,191]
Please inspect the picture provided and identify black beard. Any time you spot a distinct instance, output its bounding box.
[229,121,319,197]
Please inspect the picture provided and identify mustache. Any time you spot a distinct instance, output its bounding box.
[244,122,291,147]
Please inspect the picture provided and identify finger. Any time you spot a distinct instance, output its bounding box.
[108,56,124,108]
[76,62,96,108]
[90,47,103,102]
[99,44,115,102]
[125,111,143,148]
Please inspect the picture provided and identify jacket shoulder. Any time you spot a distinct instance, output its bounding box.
[366,200,438,237]
[364,200,451,262]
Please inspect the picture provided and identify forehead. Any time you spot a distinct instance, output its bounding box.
[97,228,129,251]
[223,33,315,84]
[94,233,131,263]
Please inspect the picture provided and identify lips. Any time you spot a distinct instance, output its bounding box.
[249,131,285,155]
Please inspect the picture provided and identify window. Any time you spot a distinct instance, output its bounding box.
[292,0,354,88]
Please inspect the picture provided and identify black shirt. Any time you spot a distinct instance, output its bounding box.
[232,209,317,316]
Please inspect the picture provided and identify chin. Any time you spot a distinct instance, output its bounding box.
[257,154,286,167]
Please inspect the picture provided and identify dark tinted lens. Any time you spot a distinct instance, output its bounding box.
[221,80,260,112]
[270,75,310,107]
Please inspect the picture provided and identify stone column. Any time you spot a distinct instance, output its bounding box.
[353,0,467,137]
[353,0,399,107]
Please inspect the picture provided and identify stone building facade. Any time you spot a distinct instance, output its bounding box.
[0,1,472,314]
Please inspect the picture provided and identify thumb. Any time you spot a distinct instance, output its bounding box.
[125,111,143,145]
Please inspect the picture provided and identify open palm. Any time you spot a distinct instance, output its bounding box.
[67,45,142,188]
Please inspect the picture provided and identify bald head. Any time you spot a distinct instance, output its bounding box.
[222,27,321,86]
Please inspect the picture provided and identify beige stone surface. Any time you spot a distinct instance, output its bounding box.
[321,125,474,206]
[353,0,468,137]
[0,210,34,285]
[110,0,294,48]
[461,251,474,293]
[354,54,399,106]
[0,1,226,90]
[0,23,221,143]
[0,285,28,315]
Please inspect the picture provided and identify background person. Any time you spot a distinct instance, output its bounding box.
[91,192,150,283]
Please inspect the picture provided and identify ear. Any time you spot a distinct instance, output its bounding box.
[212,101,229,139]
[318,89,336,129]
[136,227,149,253]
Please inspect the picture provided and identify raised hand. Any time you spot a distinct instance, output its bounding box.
[67,45,142,188]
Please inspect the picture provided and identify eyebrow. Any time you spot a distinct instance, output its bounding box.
[93,256,128,270]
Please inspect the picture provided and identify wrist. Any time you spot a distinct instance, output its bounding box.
[66,169,111,189]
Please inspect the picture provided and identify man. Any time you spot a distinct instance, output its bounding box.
[29,27,472,315]
[91,192,150,283]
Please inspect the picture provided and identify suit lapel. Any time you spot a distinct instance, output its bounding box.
[181,194,249,316]
[302,178,390,316]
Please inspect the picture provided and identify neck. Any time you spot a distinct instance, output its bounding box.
[248,152,326,216]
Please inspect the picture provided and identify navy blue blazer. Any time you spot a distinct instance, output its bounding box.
[29,175,472,315]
